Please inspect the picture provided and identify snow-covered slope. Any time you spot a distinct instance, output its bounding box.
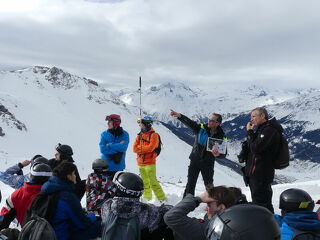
[0,66,241,186]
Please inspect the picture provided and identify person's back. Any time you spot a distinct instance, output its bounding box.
[86,158,116,215]
[101,171,173,240]
[102,203,140,240]
[274,188,320,240]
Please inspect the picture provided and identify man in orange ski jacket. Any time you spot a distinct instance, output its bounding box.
[133,116,166,201]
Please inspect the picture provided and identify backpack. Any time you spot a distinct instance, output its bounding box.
[19,193,59,240]
[141,132,163,156]
[103,214,140,240]
[273,134,290,169]
[18,215,57,240]
[292,229,320,240]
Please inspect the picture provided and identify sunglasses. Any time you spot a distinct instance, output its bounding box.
[209,119,220,123]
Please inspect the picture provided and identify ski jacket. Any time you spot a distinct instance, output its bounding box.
[41,176,98,240]
[274,211,320,240]
[164,194,209,240]
[177,114,225,162]
[1,183,42,224]
[133,128,159,166]
[0,164,31,189]
[85,172,116,214]
[245,118,282,183]
[99,127,129,172]
[101,197,172,235]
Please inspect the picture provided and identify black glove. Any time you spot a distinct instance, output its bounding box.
[108,152,123,164]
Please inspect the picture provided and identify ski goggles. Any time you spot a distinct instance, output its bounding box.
[206,214,241,240]
[209,119,220,123]
[206,215,225,240]
[137,118,152,124]
[137,118,142,124]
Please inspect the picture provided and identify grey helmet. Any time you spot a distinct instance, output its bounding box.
[30,163,52,184]
[92,158,108,172]
[280,188,315,213]
[207,204,281,240]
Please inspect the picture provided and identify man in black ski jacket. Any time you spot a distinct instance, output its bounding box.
[170,110,226,197]
[245,107,282,213]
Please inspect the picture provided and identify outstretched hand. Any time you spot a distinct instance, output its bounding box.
[170,110,181,118]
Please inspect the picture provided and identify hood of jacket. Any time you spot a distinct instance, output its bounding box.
[283,211,320,232]
[41,176,74,194]
[261,117,283,134]
[104,197,172,232]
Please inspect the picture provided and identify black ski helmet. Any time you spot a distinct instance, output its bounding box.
[92,158,108,171]
[279,188,315,213]
[206,204,281,240]
[30,163,52,184]
[113,171,144,198]
[56,143,73,159]
[31,156,49,167]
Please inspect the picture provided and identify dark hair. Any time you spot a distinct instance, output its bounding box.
[252,107,268,120]
[53,162,76,181]
[206,185,236,208]
[228,187,248,204]
[212,113,222,123]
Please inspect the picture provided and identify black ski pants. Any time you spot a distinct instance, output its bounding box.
[183,158,214,197]
[249,178,274,213]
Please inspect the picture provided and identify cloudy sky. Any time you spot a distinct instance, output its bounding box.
[0,0,320,89]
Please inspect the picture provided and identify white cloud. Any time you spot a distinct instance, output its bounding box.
[0,0,320,89]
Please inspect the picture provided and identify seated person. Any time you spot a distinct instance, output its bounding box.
[274,188,320,240]
[207,204,281,240]
[0,189,20,240]
[0,163,52,227]
[101,171,173,240]
[0,155,45,189]
[164,185,236,240]
[48,143,85,199]
[38,162,101,240]
[86,158,116,215]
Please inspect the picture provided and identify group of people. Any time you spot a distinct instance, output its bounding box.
[0,107,319,240]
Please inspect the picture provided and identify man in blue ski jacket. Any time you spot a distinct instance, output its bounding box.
[99,114,129,179]
[274,188,320,240]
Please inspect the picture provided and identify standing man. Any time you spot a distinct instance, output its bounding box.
[99,114,129,179]
[245,107,282,213]
[133,116,166,201]
[170,110,226,197]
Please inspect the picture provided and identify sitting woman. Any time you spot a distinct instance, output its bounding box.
[40,162,101,240]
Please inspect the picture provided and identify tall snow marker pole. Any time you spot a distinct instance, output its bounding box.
[139,76,142,118]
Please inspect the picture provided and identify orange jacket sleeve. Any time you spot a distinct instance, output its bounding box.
[133,135,141,153]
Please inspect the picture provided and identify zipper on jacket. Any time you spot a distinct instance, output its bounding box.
[250,157,257,175]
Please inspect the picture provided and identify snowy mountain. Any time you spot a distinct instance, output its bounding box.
[118,81,320,181]
[117,81,307,125]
